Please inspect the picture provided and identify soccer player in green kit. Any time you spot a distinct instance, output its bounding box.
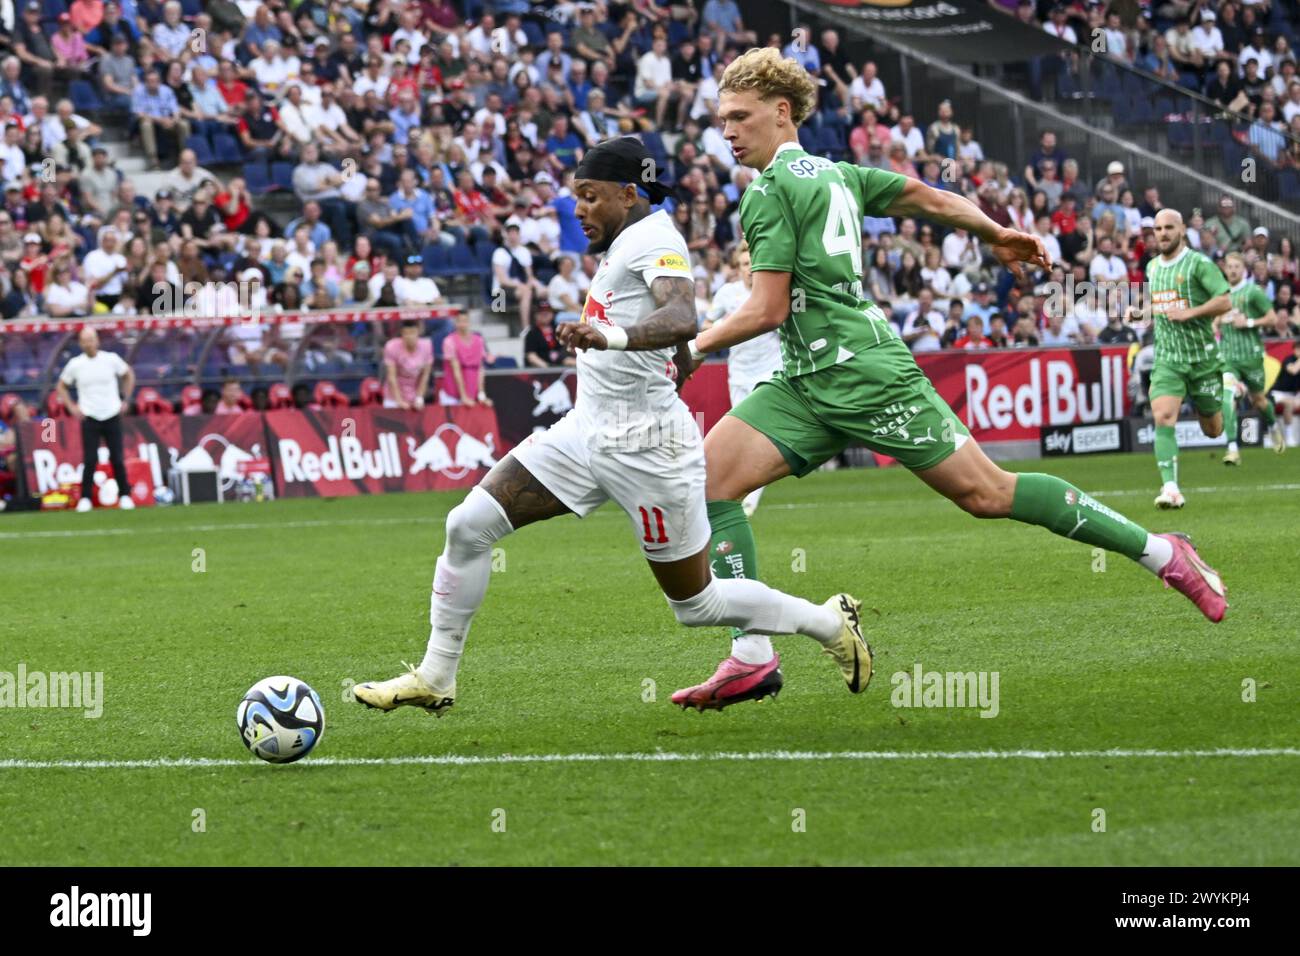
[1124,209,1233,507]
[1218,251,1287,463]
[669,49,1228,710]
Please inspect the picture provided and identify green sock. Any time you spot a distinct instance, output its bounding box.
[1222,386,1238,444]
[1261,401,1277,427]
[707,500,758,641]
[1154,425,1179,485]
[1010,473,1148,560]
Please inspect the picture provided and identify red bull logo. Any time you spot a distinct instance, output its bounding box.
[580,288,615,326]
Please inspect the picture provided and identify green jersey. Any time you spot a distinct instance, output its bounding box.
[739,143,907,378]
[1144,245,1231,365]
[1220,278,1271,364]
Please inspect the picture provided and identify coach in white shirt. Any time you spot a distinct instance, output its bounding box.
[56,326,136,511]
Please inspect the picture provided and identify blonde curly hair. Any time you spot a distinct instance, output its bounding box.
[720,47,817,127]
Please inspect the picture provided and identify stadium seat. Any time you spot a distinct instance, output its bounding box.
[44,391,64,418]
[639,130,669,168]
[179,0,202,15]
[422,243,453,277]
[1280,169,1300,203]
[70,79,104,113]
[243,160,275,196]
[449,242,487,277]
[268,382,294,409]
[359,377,383,405]
[181,384,202,408]
[211,133,243,165]
[1166,123,1194,151]
[313,381,349,407]
[0,392,20,423]
[270,162,295,191]
[186,134,215,167]
[798,125,817,152]
[487,356,518,369]
[134,387,173,415]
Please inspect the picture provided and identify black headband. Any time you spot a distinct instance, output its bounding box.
[573,139,676,204]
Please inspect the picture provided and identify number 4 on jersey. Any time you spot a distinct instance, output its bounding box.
[822,181,862,275]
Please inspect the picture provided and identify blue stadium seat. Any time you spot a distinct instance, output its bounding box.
[639,130,669,167]
[243,161,274,195]
[488,356,519,369]
[1166,123,1194,151]
[798,125,817,152]
[179,0,202,15]
[270,161,295,191]
[41,0,66,23]
[422,243,452,277]
[1279,168,1300,203]
[211,132,242,164]
[70,79,104,113]
[185,133,214,166]
[449,242,486,277]
[520,20,545,47]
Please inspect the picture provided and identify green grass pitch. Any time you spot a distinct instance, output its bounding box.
[1,448,1296,866]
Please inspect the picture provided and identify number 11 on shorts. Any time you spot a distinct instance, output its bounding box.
[639,506,669,544]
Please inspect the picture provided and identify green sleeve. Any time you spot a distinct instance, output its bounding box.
[1194,254,1231,300]
[838,162,908,217]
[1248,285,1272,318]
[740,184,796,273]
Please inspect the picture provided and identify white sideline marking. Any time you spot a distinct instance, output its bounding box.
[1,748,1297,770]
[3,482,1298,541]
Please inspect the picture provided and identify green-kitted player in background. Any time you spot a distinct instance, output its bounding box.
[1218,251,1287,463]
[1125,209,1232,510]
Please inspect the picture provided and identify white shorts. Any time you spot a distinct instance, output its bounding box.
[729,379,757,409]
[509,409,710,562]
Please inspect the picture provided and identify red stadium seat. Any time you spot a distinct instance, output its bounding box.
[134,387,174,415]
[359,377,383,406]
[45,391,65,418]
[314,381,349,408]
[269,382,294,409]
[181,384,202,408]
[237,395,254,411]
[0,392,21,423]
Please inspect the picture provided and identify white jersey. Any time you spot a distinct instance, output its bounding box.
[706,280,783,391]
[577,208,694,446]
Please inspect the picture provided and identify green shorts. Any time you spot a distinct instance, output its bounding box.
[1149,358,1226,417]
[1224,357,1267,396]
[728,346,970,475]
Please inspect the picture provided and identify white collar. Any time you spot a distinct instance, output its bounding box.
[1231,277,1249,292]
[1159,244,1190,267]
[762,139,803,173]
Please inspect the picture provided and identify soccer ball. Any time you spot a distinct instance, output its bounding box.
[236,676,325,764]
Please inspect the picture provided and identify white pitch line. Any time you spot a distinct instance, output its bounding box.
[1,747,1297,770]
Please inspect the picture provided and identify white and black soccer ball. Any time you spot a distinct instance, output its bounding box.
[237,676,325,764]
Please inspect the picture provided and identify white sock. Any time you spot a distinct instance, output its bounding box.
[667,578,840,644]
[731,634,775,664]
[1227,441,1239,453]
[1137,532,1175,575]
[418,487,513,689]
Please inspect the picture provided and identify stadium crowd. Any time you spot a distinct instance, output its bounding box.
[0,0,1295,428]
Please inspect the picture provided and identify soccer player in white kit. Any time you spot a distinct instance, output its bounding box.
[703,241,782,516]
[354,138,871,715]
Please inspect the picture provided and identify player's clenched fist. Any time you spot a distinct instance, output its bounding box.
[558,322,608,351]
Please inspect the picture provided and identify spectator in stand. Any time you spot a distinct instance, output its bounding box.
[524,301,575,368]
[439,311,493,407]
[1205,196,1251,252]
[547,253,584,323]
[132,69,189,170]
[57,326,134,511]
[900,288,944,352]
[492,222,546,327]
[701,0,757,49]
[1098,311,1139,345]
[293,142,353,247]
[82,230,129,310]
[953,314,994,350]
[393,254,443,307]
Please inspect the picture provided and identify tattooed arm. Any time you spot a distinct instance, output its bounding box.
[557,276,697,352]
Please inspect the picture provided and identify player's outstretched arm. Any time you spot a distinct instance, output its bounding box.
[884,178,1051,279]
[692,270,791,356]
[557,276,697,351]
